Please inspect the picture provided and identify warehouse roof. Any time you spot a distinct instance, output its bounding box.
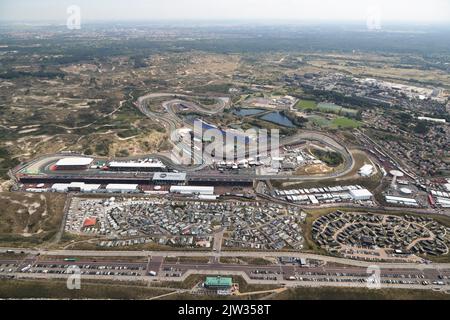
[385,195,417,204]
[349,189,373,198]
[55,157,93,166]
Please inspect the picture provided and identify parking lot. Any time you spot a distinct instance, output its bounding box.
[2,254,450,289]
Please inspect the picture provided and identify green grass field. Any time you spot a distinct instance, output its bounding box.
[296,99,318,110]
[331,117,362,129]
[317,103,358,115]
[296,101,358,119]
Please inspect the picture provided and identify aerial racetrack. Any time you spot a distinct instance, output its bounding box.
[135,92,355,179]
[14,92,355,183]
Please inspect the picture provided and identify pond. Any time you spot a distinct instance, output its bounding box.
[233,108,266,116]
[260,112,295,128]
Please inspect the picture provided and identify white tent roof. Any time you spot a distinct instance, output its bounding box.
[108,161,166,168]
[55,157,93,166]
[350,189,373,198]
[106,184,139,190]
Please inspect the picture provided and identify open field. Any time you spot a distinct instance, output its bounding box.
[0,192,66,247]
[164,256,211,264]
[307,56,450,89]
[0,279,172,299]
[296,99,318,110]
[219,257,275,265]
[272,286,450,300]
[296,101,358,117]
[331,117,362,129]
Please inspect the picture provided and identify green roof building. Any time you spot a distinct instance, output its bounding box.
[204,276,233,289]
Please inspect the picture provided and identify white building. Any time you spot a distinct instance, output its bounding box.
[54,157,94,170]
[198,195,219,200]
[170,186,214,195]
[308,195,319,204]
[51,182,101,193]
[105,184,139,193]
[349,189,373,201]
[436,197,450,208]
[418,116,446,124]
[359,164,374,177]
[108,161,166,171]
[152,172,187,185]
[385,195,418,206]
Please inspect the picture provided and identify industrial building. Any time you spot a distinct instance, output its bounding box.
[385,195,418,206]
[349,189,373,201]
[51,182,101,193]
[152,172,187,185]
[54,157,93,170]
[430,190,450,198]
[436,197,450,208]
[105,184,140,193]
[170,186,214,195]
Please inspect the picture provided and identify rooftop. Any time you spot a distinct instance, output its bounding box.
[55,157,93,167]
[108,161,166,168]
[83,217,97,228]
[349,189,373,198]
[105,184,139,190]
[153,172,187,181]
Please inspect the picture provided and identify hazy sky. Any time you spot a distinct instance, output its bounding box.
[1,0,450,23]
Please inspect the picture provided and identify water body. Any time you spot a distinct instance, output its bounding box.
[233,108,266,116]
[260,112,295,128]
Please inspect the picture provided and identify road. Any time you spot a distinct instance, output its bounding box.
[2,247,449,270]
[2,252,450,293]
[136,92,355,178]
